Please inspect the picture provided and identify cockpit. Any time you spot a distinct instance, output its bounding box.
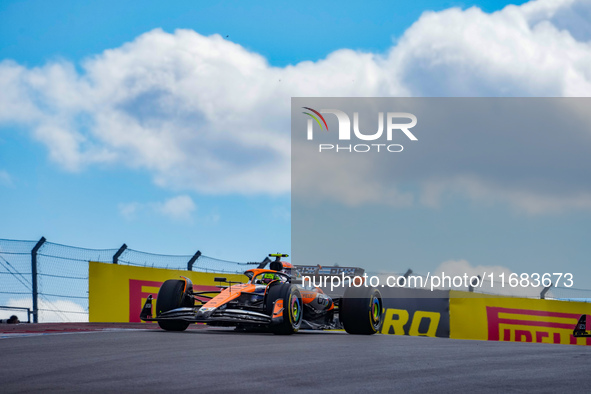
[251,271,289,285]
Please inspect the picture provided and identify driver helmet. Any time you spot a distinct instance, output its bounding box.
[262,272,278,284]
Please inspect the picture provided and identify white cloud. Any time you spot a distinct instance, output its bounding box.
[0,31,295,195]
[292,143,415,207]
[433,259,543,297]
[371,259,545,297]
[0,0,590,211]
[435,259,513,282]
[158,195,196,220]
[391,0,591,96]
[272,205,291,221]
[0,170,12,187]
[4,298,88,323]
[420,175,591,214]
[118,201,141,219]
[119,194,196,221]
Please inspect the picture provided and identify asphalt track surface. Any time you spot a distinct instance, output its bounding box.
[1,326,590,393]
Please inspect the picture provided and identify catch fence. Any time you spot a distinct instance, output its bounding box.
[0,237,259,323]
[1,237,589,323]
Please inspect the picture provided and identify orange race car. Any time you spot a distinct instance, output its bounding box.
[140,254,383,335]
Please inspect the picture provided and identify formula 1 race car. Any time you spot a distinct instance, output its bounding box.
[140,254,383,335]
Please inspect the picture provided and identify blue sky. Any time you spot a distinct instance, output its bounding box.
[1,0,590,290]
[0,0,527,259]
[0,0,528,68]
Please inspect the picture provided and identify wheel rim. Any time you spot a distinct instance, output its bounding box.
[370,295,381,328]
[290,294,301,326]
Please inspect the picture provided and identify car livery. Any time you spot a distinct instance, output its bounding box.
[140,254,383,335]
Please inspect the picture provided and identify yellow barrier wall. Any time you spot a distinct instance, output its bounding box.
[450,290,591,346]
[89,262,244,322]
[381,309,442,337]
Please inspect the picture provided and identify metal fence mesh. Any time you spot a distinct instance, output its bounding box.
[36,242,117,322]
[0,239,36,298]
[368,271,591,300]
[2,238,589,323]
[0,238,257,322]
[118,249,191,269]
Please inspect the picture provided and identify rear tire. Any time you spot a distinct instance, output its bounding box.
[266,283,302,335]
[156,279,192,331]
[340,286,383,335]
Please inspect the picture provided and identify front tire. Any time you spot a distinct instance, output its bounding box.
[340,286,383,335]
[266,283,303,335]
[156,279,192,331]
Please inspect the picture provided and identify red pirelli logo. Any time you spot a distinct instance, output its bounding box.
[487,306,591,346]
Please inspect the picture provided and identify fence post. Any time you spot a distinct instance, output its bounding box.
[468,275,481,293]
[113,244,127,264]
[398,269,413,287]
[540,283,553,299]
[187,250,202,271]
[31,236,46,323]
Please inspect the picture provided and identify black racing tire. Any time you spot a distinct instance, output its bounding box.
[340,286,383,335]
[156,279,192,331]
[265,283,303,335]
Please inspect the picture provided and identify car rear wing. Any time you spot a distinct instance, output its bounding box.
[295,265,365,277]
[294,265,366,297]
